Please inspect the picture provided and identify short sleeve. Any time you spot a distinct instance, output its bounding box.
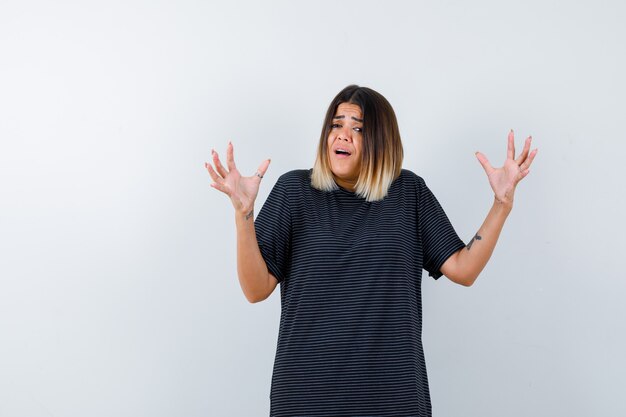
[417,177,466,280]
[254,175,292,283]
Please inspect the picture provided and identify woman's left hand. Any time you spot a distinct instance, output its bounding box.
[475,129,538,206]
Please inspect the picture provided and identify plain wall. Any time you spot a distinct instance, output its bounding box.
[1,0,624,416]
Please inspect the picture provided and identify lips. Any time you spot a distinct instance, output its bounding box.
[333,147,352,156]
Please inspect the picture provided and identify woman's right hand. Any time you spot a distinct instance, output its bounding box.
[205,141,271,213]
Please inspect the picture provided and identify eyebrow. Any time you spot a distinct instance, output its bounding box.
[333,115,363,123]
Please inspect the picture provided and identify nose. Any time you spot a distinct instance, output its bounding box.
[337,127,352,142]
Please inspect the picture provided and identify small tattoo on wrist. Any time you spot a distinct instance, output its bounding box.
[245,210,254,220]
[466,233,482,250]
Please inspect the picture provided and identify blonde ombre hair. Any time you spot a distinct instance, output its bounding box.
[311,85,404,202]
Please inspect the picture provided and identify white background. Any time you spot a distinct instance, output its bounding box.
[1,1,624,416]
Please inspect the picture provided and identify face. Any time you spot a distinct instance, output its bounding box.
[327,102,363,191]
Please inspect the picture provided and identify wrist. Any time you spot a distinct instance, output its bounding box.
[493,196,513,214]
[235,206,255,220]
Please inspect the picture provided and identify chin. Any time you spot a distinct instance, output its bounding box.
[332,171,357,182]
[330,165,357,179]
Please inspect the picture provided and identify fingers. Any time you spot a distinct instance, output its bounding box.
[209,180,230,194]
[475,151,494,175]
[507,129,515,160]
[515,136,532,166]
[212,148,228,178]
[226,141,237,172]
[205,161,222,184]
[254,158,271,180]
[520,148,538,171]
[520,168,530,179]
[205,160,233,194]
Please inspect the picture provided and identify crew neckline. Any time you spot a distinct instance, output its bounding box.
[336,184,357,194]
[306,168,359,196]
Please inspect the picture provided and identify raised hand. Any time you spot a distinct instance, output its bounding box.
[475,129,538,206]
[205,141,271,213]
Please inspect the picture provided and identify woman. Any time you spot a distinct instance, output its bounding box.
[205,85,537,417]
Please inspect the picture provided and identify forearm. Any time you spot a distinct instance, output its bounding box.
[235,208,270,302]
[453,198,512,285]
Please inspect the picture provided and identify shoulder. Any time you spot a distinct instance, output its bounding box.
[259,170,310,211]
[277,168,311,182]
[275,169,312,188]
[398,168,426,188]
[396,169,437,203]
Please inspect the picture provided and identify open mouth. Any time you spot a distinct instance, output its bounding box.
[334,149,351,156]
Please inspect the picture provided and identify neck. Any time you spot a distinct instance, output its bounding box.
[335,176,357,192]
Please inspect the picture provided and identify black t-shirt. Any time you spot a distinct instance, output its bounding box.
[254,168,465,417]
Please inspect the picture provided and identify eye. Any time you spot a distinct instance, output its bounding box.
[331,123,362,133]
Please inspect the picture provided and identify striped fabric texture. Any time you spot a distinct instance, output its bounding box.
[254,168,465,417]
